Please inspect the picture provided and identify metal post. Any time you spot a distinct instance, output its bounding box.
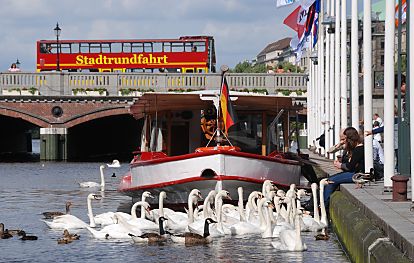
[341,0,348,129]
[319,0,325,154]
[384,0,396,189]
[334,0,341,146]
[329,0,335,156]
[409,0,414,200]
[363,0,373,173]
[351,0,359,130]
[325,0,331,157]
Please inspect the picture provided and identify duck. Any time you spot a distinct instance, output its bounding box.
[79,165,106,190]
[170,218,217,245]
[41,193,101,229]
[129,216,169,243]
[57,229,80,244]
[352,171,373,188]
[315,228,330,240]
[18,231,38,241]
[107,159,121,168]
[0,223,13,239]
[42,201,72,219]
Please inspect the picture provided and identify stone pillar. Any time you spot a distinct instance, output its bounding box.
[40,127,67,161]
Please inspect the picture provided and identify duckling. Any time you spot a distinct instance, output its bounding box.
[170,218,217,245]
[18,231,38,240]
[129,216,169,244]
[0,224,13,239]
[111,173,116,178]
[63,229,80,240]
[42,201,72,219]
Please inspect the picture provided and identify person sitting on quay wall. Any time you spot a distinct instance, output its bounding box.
[323,127,365,207]
[8,63,21,72]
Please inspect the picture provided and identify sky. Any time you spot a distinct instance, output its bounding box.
[0,0,381,72]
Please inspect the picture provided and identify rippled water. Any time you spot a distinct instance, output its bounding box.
[0,162,350,263]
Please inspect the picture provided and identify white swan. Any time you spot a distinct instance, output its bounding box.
[229,187,261,236]
[261,198,276,238]
[79,165,105,189]
[272,195,294,237]
[164,189,202,232]
[301,183,324,232]
[86,214,142,239]
[139,191,154,219]
[42,193,100,229]
[319,179,329,227]
[245,191,264,222]
[271,210,307,251]
[124,201,159,231]
[107,159,121,168]
[188,190,230,237]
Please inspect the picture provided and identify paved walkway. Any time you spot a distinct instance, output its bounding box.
[302,149,414,261]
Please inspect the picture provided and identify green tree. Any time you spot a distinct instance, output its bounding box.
[231,61,266,73]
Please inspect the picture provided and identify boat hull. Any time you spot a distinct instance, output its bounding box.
[118,149,302,205]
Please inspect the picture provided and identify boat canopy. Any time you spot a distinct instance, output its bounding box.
[129,92,303,118]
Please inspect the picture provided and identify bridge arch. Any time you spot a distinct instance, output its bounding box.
[64,106,130,128]
[0,107,50,127]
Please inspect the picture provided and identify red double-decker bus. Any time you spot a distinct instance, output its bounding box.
[36,36,216,73]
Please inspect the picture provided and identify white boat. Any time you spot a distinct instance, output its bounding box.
[118,91,305,206]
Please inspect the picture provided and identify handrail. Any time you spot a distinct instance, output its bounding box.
[0,72,308,97]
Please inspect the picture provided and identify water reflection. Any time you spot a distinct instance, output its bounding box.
[0,162,349,262]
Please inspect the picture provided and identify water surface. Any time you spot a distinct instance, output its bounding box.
[0,162,350,262]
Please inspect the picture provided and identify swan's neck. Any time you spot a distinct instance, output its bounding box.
[238,189,246,222]
[320,186,327,226]
[214,194,223,223]
[159,196,164,217]
[263,206,272,236]
[87,198,96,227]
[286,202,292,225]
[99,167,105,187]
[203,194,213,219]
[290,197,297,225]
[257,198,266,227]
[131,202,142,219]
[312,187,320,223]
[187,196,195,224]
[294,214,303,250]
[141,196,147,219]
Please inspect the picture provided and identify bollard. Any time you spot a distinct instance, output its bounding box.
[391,175,410,201]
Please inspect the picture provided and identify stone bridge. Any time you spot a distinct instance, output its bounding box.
[0,72,308,161]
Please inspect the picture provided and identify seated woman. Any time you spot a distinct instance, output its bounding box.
[324,127,364,206]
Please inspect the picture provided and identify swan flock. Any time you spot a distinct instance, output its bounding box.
[41,176,329,252]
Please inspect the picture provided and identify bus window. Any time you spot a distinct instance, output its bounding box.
[153,42,162,52]
[102,43,110,53]
[60,43,71,54]
[171,43,184,52]
[184,43,193,52]
[111,43,122,53]
[132,43,143,52]
[71,43,79,53]
[144,42,152,52]
[90,43,101,53]
[80,43,89,53]
[163,43,171,52]
[40,43,48,53]
[193,42,205,52]
[123,43,132,53]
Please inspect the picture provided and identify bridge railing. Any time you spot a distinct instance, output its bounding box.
[0,72,308,96]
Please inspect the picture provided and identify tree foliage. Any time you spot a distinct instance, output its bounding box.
[231,61,266,73]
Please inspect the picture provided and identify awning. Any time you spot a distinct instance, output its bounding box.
[129,91,303,119]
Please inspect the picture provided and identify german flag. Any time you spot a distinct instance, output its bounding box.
[220,76,237,134]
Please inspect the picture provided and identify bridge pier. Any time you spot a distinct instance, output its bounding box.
[40,128,67,161]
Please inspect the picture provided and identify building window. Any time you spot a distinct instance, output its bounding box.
[380,41,385,49]
[380,55,384,66]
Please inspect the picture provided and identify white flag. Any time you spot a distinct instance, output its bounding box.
[277,0,295,7]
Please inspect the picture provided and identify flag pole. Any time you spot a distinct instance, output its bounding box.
[216,64,234,147]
